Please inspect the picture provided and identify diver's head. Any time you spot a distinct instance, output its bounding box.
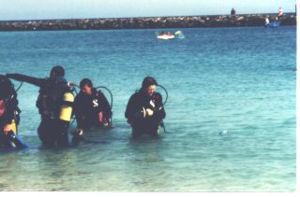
[80,78,93,95]
[50,65,65,79]
[0,74,14,100]
[142,76,157,96]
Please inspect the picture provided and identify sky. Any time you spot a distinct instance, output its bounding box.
[0,0,296,20]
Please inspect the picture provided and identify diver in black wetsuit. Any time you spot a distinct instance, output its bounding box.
[0,75,23,148]
[73,78,112,134]
[125,76,166,138]
[6,66,74,147]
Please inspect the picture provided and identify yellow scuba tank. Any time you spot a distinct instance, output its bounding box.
[6,119,17,134]
[59,92,74,122]
[11,119,17,133]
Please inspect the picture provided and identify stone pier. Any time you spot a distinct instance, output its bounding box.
[0,13,296,31]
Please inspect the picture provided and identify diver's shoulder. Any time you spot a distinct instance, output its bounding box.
[154,92,163,98]
[128,91,142,101]
[95,89,104,96]
[132,91,141,97]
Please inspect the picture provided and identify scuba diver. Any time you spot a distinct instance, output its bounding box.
[6,66,74,148]
[125,76,166,138]
[0,75,26,149]
[73,78,112,137]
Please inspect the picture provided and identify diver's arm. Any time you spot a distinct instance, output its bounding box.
[125,93,144,123]
[6,73,45,87]
[125,95,134,120]
[75,115,85,130]
[73,95,85,129]
[153,93,166,121]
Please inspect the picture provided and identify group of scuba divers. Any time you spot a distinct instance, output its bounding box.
[0,65,166,149]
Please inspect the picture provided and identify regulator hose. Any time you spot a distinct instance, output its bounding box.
[15,82,24,92]
[95,86,113,110]
[157,84,168,105]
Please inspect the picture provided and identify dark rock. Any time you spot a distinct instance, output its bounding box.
[0,13,296,32]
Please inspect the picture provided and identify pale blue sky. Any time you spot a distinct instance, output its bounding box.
[0,0,296,20]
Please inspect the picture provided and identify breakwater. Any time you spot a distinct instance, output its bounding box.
[0,13,296,31]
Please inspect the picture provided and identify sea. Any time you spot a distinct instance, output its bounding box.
[0,26,296,191]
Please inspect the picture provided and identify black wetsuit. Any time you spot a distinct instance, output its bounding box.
[0,94,19,129]
[6,73,72,147]
[74,88,112,130]
[0,85,20,147]
[125,90,166,137]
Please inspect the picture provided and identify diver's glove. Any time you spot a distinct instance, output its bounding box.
[7,131,28,149]
[74,128,83,138]
[7,131,18,146]
[141,100,156,117]
[141,107,154,117]
[71,128,84,146]
[145,108,154,116]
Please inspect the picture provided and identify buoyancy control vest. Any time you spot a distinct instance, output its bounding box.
[36,77,74,122]
[0,75,21,129]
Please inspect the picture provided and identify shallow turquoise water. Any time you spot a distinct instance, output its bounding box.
[0,26,296,191]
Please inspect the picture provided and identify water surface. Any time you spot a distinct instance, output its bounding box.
[0,26,296,191]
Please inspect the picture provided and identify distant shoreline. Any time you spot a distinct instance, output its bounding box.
[0,13,296,32]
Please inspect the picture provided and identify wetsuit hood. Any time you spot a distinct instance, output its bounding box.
[50,66,65,79]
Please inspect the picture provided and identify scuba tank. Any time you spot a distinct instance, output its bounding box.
[59,91,74,122]
[37,77,75,122]
[9,119,17,133]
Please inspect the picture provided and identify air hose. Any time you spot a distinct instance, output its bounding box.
[95,86,113,110]
[15,82,24,92]
[157,84,168,105]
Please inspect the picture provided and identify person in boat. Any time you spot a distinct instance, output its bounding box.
[125,76,166,138]
[167,32,173,36]
[73,78,112,136]
[231,8,236,17]
[6,66,74,148]
[278,6,284,18]
[0,75,23,148]
[265,17,270,26]
[159,31,165,36]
